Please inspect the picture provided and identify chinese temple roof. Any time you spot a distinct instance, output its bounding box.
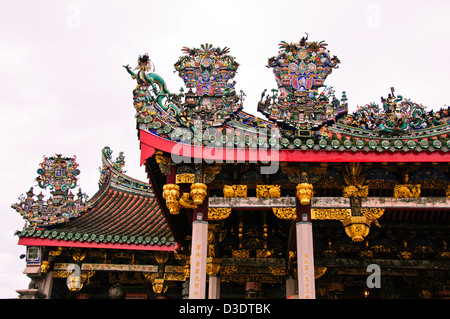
[123,36,450,163]
[15,147,176,251]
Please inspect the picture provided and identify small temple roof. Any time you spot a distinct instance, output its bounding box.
[16,147,176,251]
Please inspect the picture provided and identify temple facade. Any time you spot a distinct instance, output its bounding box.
[13,37,449,299]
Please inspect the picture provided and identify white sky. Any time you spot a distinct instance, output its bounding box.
[1,0,449,298]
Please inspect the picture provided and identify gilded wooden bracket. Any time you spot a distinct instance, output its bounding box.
[176,173,195,184]
[163,183,207,214]
[342,216,371,242]
[343,185,369,198]
[206,257,222,276]
[394,184,421,198]
[232,250,250,258]
[256,185,281,198]
[223,185,247,198]
[72,248,86,263]
[154,251,170,264]
[342,163,368,198]
[180,192,197,209]
[190,183,207,205]
[272,207,296,220]
[162,183,181,214]
[296,183,314,205]
[256,249,273,258]
[155,150,171,175]
[152,278,168,294]
[342,208,385,242]
[41,261,50,273]
[49,246,64,257]
[311,208,351,220]
[310,208,384,241]
[314,267,327,279]
[208,208,231,220]
[362,208,384,227]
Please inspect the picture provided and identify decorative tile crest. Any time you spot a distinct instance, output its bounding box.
[12,154,88,229]
[258,34,347,134]
[36,154,80,191]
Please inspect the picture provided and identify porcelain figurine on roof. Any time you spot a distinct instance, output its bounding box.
[124,53,180,126]
[258,34,348,136]
[338,87,449,136]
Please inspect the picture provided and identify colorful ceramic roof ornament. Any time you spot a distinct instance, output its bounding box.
[258,34,347,136]
[173,43,243,129]
[36,154,80,191]
[124,35,449,156]
[15,147,173,249]
[337,87,448,137]
[12,155,88,229]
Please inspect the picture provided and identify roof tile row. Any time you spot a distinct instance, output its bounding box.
[19,185,175,248]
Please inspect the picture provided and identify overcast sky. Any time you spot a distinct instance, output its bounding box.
[1,0,449,298]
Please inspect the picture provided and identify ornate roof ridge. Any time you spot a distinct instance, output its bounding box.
[98,146,153,197]
[124,37,450,155]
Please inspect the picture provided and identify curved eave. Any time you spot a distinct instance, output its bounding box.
[139,128,450,164]
[17,237,175,251]
[16,187,177,250]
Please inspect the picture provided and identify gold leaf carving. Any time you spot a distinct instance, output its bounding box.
[256,185,281,198]
[272,207,296,220]
[208,208,231,220]
[393,184,421,198]
[223,185,247,198]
